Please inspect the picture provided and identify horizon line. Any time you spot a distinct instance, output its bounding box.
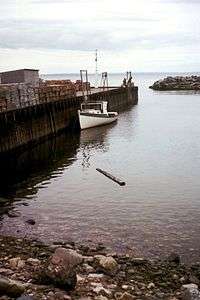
[41,71,200,76]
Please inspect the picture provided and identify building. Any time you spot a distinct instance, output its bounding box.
[0,69,39,86]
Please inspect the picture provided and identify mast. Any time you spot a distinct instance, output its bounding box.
[95,49,98,88]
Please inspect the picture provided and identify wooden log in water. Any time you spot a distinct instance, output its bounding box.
[96,168,126,186]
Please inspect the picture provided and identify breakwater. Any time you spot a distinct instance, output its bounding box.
[0,86,138,154]
[150,75,200,90]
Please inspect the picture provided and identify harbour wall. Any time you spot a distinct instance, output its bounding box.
[0,86,138,154]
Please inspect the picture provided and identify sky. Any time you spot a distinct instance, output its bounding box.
[0,0,200,74]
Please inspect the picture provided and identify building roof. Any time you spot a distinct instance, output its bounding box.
[0,68,39,74]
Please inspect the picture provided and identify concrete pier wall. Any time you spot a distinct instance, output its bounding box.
[0,86,138,154]
[90,86,138,110]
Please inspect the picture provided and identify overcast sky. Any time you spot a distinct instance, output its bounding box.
[0,0,200,74]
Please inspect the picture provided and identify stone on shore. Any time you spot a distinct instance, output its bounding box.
[94,255,118,275]
[130,257,146,265]
[95,296,108,300]
[181,283,200,300]
[25,219,36,225]
[119,292,136,300]
[9,257,25,270]
[27,258,41,266]
[16,296,34,300]
[167,253,181,264]
[2,234,200,300]
[7,210,21,218]
[0,276,27,297]
[44,247,83,290]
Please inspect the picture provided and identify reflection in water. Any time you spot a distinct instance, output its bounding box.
[0,132,80,200]
[153,90,200,96]
[79,125,112,169]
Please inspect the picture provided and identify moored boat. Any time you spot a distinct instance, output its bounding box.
[78,68,118,130]
[78,101,118,130]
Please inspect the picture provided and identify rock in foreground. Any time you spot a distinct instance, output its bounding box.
[44,247,83,290]
[150,76,200,90]
[0,276,27,297]
[94,255,118,275]
[181,283,200,300]
[1,235,200,299]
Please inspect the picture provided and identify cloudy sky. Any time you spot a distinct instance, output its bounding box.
[0,0,200,74]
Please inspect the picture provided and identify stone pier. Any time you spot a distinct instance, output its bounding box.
[0,86,138,154]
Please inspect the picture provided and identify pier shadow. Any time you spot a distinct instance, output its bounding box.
[0,131,80,204]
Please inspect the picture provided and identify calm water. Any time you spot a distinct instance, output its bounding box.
[1,73,200,262]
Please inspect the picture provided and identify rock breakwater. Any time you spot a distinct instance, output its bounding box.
[1,235,200,299]
[149,76,200,91]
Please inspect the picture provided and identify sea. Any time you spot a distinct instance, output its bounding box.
[1,72,200,262]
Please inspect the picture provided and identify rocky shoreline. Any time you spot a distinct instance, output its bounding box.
[149,76,200,91]
[0,236,200,299]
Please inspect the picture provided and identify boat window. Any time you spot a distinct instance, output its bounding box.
[82,103,102,111]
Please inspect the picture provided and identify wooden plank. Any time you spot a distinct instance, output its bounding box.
[96,168,126,186]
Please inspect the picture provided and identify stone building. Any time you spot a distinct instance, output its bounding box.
[0,69,39,87]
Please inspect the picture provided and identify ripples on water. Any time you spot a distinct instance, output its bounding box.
[1,73,200,262]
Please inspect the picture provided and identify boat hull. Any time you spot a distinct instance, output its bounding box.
[78,111,118,130]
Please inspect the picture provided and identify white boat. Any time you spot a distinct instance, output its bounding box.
[78,101,118,130]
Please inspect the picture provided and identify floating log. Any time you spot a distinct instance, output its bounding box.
[96,168,126,186]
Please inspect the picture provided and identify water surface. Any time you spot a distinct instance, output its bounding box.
[1,73,200,262]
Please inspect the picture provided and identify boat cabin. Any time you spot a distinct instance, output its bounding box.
[81,101,108,114]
